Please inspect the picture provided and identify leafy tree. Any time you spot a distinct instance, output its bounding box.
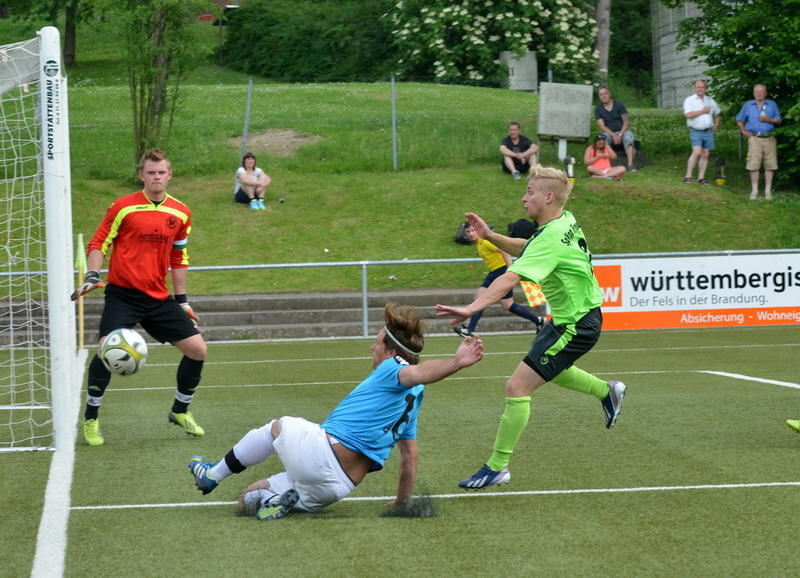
[220,0,394,82]
[91,0,211,163]
[1,0,82,65]
[608,0,652,103]
[666,0,800,184]
[387,0,598,85]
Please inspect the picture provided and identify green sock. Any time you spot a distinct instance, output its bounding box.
[486,396,531,471]
[551,366,609,400]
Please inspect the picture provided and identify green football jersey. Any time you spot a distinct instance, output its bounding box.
[508,210,602,325]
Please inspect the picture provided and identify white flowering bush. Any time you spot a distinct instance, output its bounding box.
[386,0,597,84]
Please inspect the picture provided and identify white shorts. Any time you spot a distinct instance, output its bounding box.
[267,416,355,512]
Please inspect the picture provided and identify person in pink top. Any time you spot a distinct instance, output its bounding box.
[584,134,626,180]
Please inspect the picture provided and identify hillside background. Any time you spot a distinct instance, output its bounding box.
[1,15,797,294]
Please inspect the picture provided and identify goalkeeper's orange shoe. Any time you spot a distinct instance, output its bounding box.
[83,418,104,446]
[169,412,205,436]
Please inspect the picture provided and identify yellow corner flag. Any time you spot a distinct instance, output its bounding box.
[75,233,87,349]
[74,233,87,275]
[520,281,546,308]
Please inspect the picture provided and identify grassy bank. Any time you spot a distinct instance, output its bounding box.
[3,19,798,295]
[73,164,800,294]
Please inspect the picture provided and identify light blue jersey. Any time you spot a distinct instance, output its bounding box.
[322,356,424,471]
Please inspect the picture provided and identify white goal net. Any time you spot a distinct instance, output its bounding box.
[0,28,78,452]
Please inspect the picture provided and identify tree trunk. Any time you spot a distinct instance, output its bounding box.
[63,0,78,66]
[148,8,169,149]
[595,0,611,80]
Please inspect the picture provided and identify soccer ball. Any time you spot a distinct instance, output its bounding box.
[99,328,148,376]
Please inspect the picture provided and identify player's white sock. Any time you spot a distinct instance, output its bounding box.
[208,423,276,481]
[207,459,233,481]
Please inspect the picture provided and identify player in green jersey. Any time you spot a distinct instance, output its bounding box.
[435,165,626,490]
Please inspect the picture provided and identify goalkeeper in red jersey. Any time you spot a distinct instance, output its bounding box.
[71,149,207,446]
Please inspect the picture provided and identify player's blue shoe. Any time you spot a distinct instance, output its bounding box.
[188,456,218,495]
[458,464,511,490]
[602,381,626,429]
[256,488,300,520]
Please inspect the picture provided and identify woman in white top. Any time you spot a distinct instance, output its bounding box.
[235,152,271,210]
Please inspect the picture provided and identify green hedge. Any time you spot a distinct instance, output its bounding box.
[219,0,395,82]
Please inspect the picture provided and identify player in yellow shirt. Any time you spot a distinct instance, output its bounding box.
[454,223,544,337]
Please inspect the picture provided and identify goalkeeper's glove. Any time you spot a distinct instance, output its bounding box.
[70,270,105,301]
[175,294,200,325]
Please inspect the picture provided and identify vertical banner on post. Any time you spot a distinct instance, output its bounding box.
[39,26,77,450]
[593,251,800,330]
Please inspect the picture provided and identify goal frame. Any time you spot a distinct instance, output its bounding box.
[40,25,79,453]
[0,26,80,452]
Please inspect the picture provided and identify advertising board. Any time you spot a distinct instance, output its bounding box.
[593,252,800,329]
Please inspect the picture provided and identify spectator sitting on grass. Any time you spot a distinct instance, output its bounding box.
[235,152,271,211]
[584,134,626,180]
[500,122,538,179]
[595,86,637,172]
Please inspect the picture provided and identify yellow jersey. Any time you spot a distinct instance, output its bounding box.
[476,238,507,272]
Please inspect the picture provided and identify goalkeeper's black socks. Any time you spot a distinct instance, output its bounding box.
[84,355,111,420]
[171,356,204,413]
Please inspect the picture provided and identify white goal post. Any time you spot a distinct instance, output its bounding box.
[0,26,81,452]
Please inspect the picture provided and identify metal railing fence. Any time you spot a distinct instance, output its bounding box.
[5,249,798,337]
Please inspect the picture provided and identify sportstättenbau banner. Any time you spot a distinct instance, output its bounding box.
[593,251,800,330]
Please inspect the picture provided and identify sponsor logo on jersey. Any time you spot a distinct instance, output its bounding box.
[139,233,170,244]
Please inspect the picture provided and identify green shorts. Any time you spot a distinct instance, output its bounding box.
[523,308,602,381]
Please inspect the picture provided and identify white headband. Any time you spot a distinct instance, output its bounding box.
[383,325,421,355]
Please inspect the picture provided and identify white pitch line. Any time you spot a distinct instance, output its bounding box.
[98,368,798,394]
[140,342,800,368]
[102,370,686,394]
[31,347,87,578]
[72,500,237,510]
[70,480,800,511]
[96,368,800,395]
[698,371,800,390]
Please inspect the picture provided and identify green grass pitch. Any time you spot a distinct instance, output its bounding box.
[6,325,800,575]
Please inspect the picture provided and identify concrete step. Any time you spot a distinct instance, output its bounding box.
[0,288,544,344]
[199,315,539,341]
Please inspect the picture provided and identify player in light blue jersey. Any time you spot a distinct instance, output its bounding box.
[186,303,484,520]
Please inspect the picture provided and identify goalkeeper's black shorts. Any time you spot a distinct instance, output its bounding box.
[98,284,199,344]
